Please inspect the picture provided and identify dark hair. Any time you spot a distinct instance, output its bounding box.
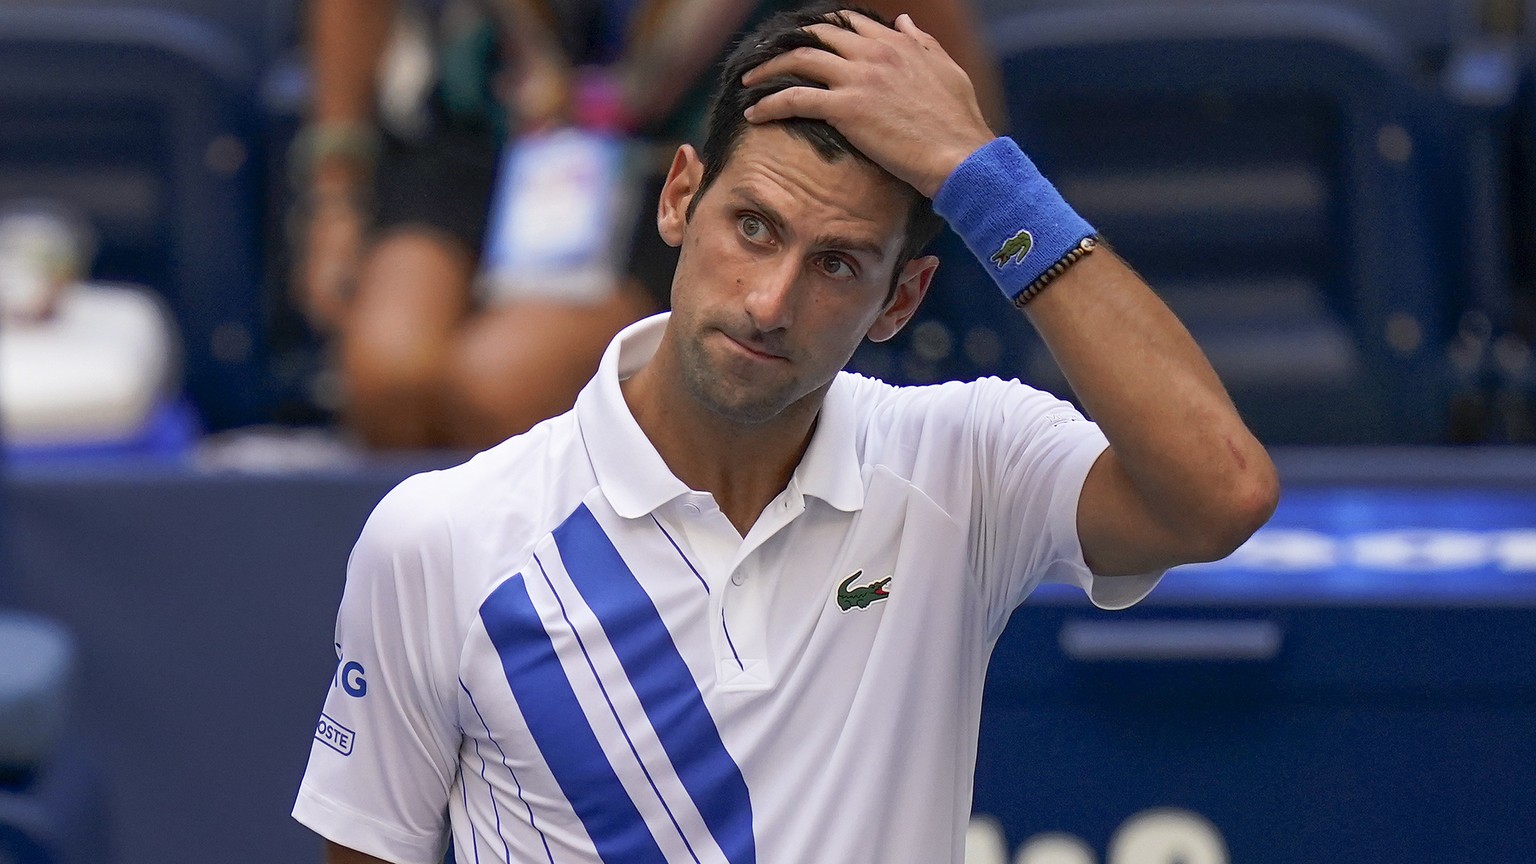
[690,2,946,288]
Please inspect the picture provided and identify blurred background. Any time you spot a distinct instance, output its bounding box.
[0,0,1533,862]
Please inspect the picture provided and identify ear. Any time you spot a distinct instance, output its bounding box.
[657,144,704,248]
[867,255,939,343]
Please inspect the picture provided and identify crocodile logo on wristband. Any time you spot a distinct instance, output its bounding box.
[990,229,1034,268]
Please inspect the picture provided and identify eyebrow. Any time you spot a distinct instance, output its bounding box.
[729,186,891,261]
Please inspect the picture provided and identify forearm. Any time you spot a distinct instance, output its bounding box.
[1023,249,1278,556]
[291,0,397,329]
[933,138,1277,573]
[308,0,396,127]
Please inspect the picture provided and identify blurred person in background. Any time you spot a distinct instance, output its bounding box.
[292,0,1002,450]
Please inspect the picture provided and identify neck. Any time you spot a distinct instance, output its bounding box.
[622,346,823,537]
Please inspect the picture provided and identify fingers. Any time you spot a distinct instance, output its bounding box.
[743,43,851,89]
[740,8,958,129]
[299,207,365,330]
[893,13,946,54]
[745,84,832,124]
[814,11,937,52]
[795,13,903,60]
[835,9,900,40]
[742,10,947,88]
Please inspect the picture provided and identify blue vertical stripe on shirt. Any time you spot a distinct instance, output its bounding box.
[479,572,669,864]
[554,505,757,864]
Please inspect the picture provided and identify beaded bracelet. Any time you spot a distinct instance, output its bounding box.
[1012,235,1099,309]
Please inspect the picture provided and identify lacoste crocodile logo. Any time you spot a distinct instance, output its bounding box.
[990,229,1034,268]
[837,570,891,612]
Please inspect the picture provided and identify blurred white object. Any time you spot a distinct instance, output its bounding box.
[193,425,364,474]
[1,282,178,446]
[965,815,1010,864]
[0,200,92,323]
[1106,808,1228,864]
[1015,833,1096,864]
[477,127,640,305]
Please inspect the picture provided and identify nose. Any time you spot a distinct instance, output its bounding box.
[743,257,799,333]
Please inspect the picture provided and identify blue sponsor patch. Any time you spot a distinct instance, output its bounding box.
[315,712,355,756]
[333,643,368,697]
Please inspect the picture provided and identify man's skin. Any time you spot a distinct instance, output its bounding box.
[322,10,1277,863]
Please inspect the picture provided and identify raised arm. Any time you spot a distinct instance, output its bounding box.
[743,9,1279,576]
[293,0,397,329]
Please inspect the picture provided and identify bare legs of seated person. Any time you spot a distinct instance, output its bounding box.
[338,226,660,450]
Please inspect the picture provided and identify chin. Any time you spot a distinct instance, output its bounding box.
[681,368,796,426]
[696,386,793,426]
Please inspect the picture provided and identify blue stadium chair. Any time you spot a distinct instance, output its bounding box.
[0,612,107,864]
[0,7,271,432]
[0,614,71,774]
[959,3,1468,443]
[968,0,1475,67]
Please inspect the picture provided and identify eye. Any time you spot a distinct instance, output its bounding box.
[815,254,855,280]
[738,213,769,243]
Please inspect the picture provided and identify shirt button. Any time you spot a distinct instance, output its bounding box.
[731,570,745,586]
[684,503,701,515]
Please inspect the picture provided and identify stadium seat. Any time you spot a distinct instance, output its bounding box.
[0,745,110,864]
[0,6,271,432]
[0,613,72,771]
[966,3,1467,443]
[967,0,1473,67]
[0,612,106,864]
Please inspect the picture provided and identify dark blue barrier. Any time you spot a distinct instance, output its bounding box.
[2,458,454,864]
[979,450,1536,862]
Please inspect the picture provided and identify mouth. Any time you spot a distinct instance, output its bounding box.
[720,331,789,363]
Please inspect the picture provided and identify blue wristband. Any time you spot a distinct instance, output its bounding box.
[933,137,1095,304]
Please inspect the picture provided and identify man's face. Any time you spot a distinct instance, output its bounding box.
[656,125,932,425]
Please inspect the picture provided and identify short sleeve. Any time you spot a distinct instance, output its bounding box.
[292,474,462,864]
[959,378,1164,631]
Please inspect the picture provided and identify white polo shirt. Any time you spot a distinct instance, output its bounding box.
[293,313,1161,864]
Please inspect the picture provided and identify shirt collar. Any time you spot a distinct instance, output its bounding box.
[791,373,865,513]
[576,312,867,519]
[576,313,691,519]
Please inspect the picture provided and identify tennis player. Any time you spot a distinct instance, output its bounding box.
[294,5,1279,862]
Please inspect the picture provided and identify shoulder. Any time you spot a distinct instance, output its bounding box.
[834,372,1099,501]
[839,372,1083,444]
[359,410,594,568]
